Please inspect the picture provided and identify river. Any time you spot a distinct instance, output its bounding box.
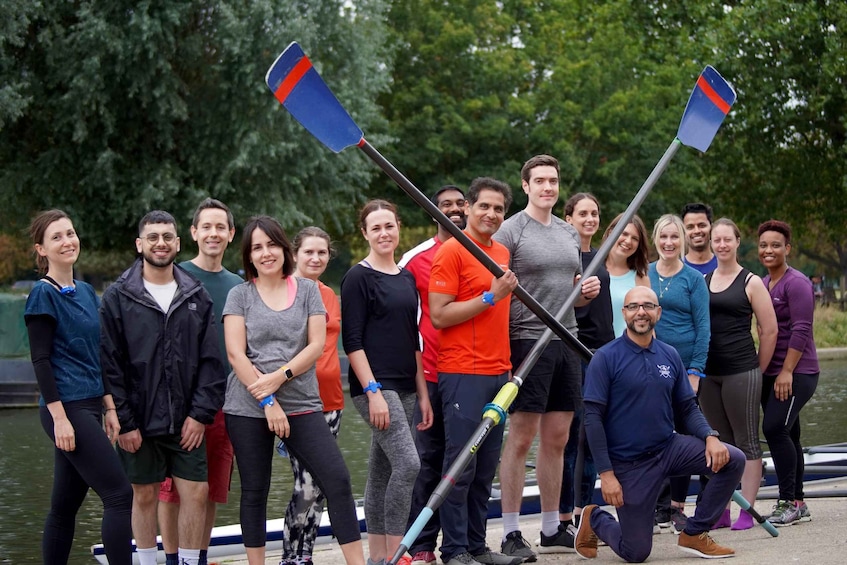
[1,360,845,564]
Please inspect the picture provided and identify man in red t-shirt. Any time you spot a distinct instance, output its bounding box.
[429,177,520,565]
[399,185,467,565]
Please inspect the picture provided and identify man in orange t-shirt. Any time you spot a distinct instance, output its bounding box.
[429,177,519,565]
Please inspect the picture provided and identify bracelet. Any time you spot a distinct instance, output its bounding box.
[363,380,383,394]
[687,369,706,379]
[481,291,496,307]
[259,395,276,408]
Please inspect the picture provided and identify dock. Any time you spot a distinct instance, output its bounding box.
[210,477,847,565]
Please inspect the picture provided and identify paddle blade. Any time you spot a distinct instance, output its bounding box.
[265,42,364,153]
[677,65,736,152]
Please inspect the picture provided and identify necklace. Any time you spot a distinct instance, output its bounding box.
[42,275,76,296]
[657,273,674,299]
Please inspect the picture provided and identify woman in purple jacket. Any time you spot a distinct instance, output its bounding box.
[757,220,819,527]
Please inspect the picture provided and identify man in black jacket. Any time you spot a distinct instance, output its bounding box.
[101,210,226,565]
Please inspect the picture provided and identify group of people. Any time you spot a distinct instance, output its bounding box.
[27,153,819,565]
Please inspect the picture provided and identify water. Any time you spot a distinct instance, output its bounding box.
[2,361,846,564]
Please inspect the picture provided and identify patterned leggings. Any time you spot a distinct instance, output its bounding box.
[283,409,343,559]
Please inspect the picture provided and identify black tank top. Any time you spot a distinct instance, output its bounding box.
[575,249,615,350]
[704,268,759,375]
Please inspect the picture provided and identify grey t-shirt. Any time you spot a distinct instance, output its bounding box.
[493,211,581,340]
[222,278,325,417]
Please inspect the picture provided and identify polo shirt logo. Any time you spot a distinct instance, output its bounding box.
[657,364,672,379]
[188,302,197,311]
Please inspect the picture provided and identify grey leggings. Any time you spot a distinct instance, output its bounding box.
[353,390,420,536]
[699,367,763,460]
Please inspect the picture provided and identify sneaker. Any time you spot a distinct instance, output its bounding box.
[767,499,801,527]
[537,524,577,554]
[574,504,599,559]
[472,548,523,565]
[654,508,671,533]
[797,501,812,522]
[500,531,537,563]
[412,551,437,565]
[397,557,413,565]
[678,531,735,559]
[670,507,688,535]
[445,552,481,565]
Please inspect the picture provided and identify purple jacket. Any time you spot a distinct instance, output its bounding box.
[762,267,819,375]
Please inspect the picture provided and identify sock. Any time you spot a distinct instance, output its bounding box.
[199,548,208,565]
[179,547,201,565]
[572,513,581,527]
[165,552,180,565]
[137,547,158,565]
[541,510,560,537]
[502,512,520,541]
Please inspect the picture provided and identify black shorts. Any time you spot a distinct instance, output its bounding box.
[118,433,208,484]
[509,339,582,413]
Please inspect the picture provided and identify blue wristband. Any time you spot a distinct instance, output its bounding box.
[363,380,383,394]
[481,291,496,306]
[687,369,706,379]
[259,395,275,407]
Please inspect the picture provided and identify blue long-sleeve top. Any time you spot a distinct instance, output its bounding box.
[648,262,710,371]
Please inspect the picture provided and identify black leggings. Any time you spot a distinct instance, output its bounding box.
[761,372,819,501]
[39,397,133,565]
[226,411,360,547]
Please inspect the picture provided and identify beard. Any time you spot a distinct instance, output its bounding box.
[626,317,655,336]
[142,248,177,268]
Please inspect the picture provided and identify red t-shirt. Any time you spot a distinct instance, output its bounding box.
[399,236,442,383]
[429,234,511,375]
[316,281,344,411]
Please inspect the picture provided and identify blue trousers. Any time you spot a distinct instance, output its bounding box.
[438,372,509,562]
[590,434,745,563]
[408,380,445,554]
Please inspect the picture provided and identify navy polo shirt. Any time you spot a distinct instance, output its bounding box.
[584,333,693,463]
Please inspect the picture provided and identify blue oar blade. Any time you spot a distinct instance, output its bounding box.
[677,65,736,152]
[265,42,364,153]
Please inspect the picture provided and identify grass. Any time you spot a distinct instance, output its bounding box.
[813,306,847,349]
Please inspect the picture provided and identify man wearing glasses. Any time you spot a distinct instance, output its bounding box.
[100,210,226,565]
[573,286,744,562]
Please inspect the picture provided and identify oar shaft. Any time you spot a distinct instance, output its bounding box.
[357,140,592,361]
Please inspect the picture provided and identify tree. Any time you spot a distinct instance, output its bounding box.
[0,0,390,272]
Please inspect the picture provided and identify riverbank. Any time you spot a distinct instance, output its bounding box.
[211,478,847,564]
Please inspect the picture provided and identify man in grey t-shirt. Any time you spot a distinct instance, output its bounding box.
[494,155,600,559]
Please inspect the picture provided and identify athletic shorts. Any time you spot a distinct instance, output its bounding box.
[509,339,582,413]
[158,410,233,503]
[119,432,208,485]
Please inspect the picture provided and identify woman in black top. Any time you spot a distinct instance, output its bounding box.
[341,200,432,565]
[700,218,776,530]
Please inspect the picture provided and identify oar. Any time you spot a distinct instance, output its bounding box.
[264,44,737,562]
[265,42,591,361]
[730,490,779,537]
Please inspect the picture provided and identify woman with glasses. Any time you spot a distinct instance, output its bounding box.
[700,218,777,530]
[25,209,132,564]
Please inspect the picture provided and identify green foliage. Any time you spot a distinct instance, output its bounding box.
[0,0,390,265]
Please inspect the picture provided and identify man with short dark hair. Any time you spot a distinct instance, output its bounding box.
[429,177,521,565]
[399,185,467,565]
[681,203,717,275]
[157,199,243,565]
[100,210,226,565]
[495,155,599,560]
[574,286,744,562]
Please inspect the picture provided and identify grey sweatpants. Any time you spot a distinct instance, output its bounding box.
[353,390,420,535]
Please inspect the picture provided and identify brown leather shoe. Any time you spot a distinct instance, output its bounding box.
[678,531,735,559]
[574,504,599,559]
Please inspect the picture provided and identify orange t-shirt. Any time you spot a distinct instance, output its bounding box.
[429,234,511,375]
[316,281,344,411]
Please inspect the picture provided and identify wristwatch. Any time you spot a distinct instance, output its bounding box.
[706,429,720,439]
[282,365,294,382]
[481,291,496,307]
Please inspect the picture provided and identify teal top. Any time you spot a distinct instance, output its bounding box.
[609,270,637,338]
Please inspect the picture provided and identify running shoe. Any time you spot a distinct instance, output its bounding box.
[670,507,688,535]
[411,551,437,565]
[798,501,812,522]
[537,524,577,554]
[767,499,801,527]
[654,508,671,534]
[500,531,537,563]
[445,552,481,565]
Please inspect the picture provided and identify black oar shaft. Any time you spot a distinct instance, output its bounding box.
[358,139,592,361]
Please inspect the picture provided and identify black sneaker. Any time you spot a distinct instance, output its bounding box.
[654,508,671,534]
[472,548,523,565]
[538,524,577,554]
[500,531,537,563]
[670,507,688,535]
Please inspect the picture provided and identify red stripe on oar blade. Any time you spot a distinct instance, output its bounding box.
[273,56,313,104]
[697,75,731,115]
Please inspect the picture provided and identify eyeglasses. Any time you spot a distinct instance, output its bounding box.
[143,232,177,244]
[623,302,658,312]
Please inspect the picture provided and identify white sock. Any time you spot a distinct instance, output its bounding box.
[179,547,201,565]
[541,511,561,537]
[502,512,520,541]
[137,547,158,565]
